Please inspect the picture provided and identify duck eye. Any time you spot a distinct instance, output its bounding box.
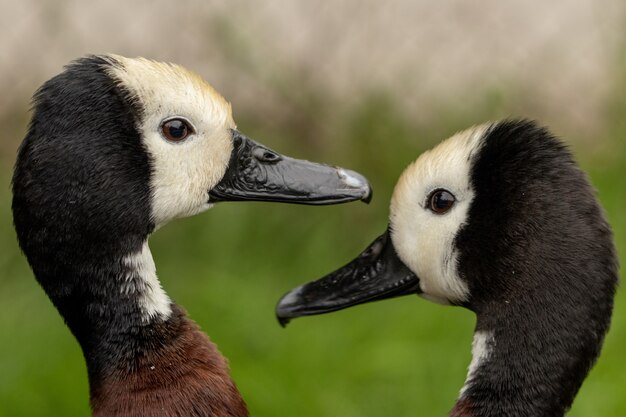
[428,189,455,214]
[161,118,193,142]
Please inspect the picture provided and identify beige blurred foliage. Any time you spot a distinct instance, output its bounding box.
[1,0,624,158]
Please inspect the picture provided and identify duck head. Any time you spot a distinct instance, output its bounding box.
[276,120,618,416]
[276,124,494,317]
[276,120,617,315]
[22,55,369,223]
[13,54,371,267]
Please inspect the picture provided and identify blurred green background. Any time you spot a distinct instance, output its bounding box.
[1,1,625,416]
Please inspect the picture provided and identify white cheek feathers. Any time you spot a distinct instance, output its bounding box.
[389,125,489,304]
[106,56,236,227]
[142,126,232,226]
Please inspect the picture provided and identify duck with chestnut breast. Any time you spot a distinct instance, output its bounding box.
[276,120,618,417]
[12,55,372,417]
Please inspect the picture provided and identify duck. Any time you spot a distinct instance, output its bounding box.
[276,120,618,417]
[12,55,372,417]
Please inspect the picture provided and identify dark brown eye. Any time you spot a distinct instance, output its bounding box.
[428,189,455,214]
[161,118,193,142]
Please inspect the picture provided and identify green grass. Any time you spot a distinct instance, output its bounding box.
[0,103,624,416]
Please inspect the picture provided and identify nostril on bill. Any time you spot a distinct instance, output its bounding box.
[253,147,282,163]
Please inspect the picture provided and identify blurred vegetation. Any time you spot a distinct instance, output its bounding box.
[0,45,625,417]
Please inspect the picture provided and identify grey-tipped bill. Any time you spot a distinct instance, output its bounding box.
[275,228,420,326]
[209,130,372,205]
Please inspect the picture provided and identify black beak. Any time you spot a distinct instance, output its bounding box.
[275,228,420,326]
[209,130,372,205]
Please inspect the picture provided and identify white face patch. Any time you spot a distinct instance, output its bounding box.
[121,241,172,322]
[106,55,236,228]
[459,330,495,397]
[389,125,489,304]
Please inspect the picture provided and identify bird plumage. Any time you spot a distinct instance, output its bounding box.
[276,120,618,417]
[12,55,371,416]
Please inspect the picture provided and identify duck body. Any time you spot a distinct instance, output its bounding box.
[88,306,246,417]
[13,55,371,416]
[277,120,618,417]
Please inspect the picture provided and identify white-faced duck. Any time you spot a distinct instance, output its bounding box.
[12,55,372,417]
[277,120,618,417]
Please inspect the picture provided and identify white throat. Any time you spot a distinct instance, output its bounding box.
[121,242,172,322]
[459,330,495,397]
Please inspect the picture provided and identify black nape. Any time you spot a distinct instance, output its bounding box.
[12,55,158,359]
[454,120,618,416]
[13,56,152,266]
